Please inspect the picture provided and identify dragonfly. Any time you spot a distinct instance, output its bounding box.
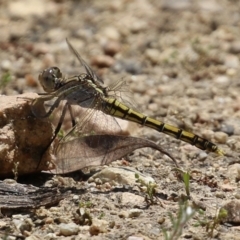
[32,39,224,165]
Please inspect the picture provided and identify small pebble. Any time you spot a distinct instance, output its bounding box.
[128,209,143,218]
[130,20,147,33]
[215,192,225,199]
[103,41,121,56]
[25,74,38,87]
[226,164,240,181]
[229,41,240,54]
[103,182,112,189]
[79,225,90,232]
[224,54,239,68]
[3,179,17,184]
[143,161,151,167]
[221,200,240,223]
[121,192,145,206]
[34,219,43,227]
[154,161,161,167]
[0,221,7,228]
[226,68,237,76]
[20,218,34,233]
[32,43,49,55]
[102,27,120,40]
[49,207,60,213]
[214,75,230,87]
[198,152,208,162]
[94,178,102,185]
[161,0,191,10]
[42,53,55,68]
[44,217,54,224]
[157,217,165,224]
[1,60,12,71]
[146,88,158,96]
[72,195,79,201]
[89,218,108,235]
[145,49,160,64]
[220,124,234,136]
[119,211,129,218]
[59,222,79,236]
[214,132,228,144]
[88,176,94,183]
[127,236,144,240]
[124,60,142,75]
[91,55,115,68]
[46,28,67,43]
[43,233,57,240]
[235,192,240,200]
[148,103,158,112]
[109,221,115,229]
[202,129,214,140]
[36,208,49,219]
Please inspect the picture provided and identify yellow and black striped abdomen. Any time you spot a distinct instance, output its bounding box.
[103,98,224,155]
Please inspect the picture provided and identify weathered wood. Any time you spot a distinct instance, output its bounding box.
[0,180,70,211]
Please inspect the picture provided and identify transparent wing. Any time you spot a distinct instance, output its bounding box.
[66,39,104,84]
[58,104,123,140]
[53,135,178,174]
[107,77,138,112]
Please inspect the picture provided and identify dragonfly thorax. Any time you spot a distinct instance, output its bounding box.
[77,73,89,82]
[56,78,103,110]
[39,67,63,93]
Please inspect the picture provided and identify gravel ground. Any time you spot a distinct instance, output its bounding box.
[0,0,240,239]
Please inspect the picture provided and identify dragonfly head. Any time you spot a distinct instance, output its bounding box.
[38,67,63,92]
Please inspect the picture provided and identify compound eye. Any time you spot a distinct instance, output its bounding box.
[38,67,62,92]
[51,67,62,79]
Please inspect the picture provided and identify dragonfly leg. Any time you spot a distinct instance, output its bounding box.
[36,102,69,170]
[53,102,69,141]
[31,95,61,118]
[68,104,76,127]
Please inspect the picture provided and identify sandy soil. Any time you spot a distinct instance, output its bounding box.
[0,0,240,239]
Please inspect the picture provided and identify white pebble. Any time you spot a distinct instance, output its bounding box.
[145,49,160,64]
[59,223,79,236]
[1,60,12,71]
[214,132,228,144]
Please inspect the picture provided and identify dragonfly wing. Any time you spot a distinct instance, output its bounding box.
[66,39,104,84]
[56,105,123,142]
[53,134,178,174]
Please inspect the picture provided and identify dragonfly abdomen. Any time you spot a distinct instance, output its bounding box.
[144,118,219,152]
[103,98,222,155]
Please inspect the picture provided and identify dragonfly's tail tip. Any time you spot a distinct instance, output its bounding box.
[216,148,225,156]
